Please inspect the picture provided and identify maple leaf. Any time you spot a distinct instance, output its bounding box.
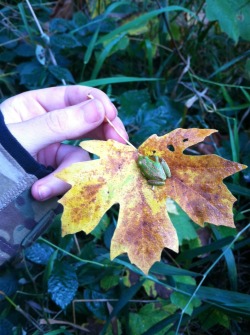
[56,128,247,274]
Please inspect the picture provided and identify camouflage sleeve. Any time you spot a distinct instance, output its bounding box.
[0,112,61,266]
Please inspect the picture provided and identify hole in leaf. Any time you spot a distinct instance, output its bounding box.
[183,138,189,142]
[152,150,156,154]
[167,144,175,152]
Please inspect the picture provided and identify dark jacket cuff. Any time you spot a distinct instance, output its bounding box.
[0,111,53,178]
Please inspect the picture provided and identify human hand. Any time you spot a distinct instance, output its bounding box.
[0,85,128,201]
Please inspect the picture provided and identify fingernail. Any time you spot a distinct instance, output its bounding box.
[38,185,51,201]
[84,100,104,123]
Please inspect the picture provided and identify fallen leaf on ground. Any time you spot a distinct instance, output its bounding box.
[56,128,247,274]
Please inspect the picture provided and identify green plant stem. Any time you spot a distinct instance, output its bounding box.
[0,290,18,309]
[38,237,105,267]
[0,290,44,332]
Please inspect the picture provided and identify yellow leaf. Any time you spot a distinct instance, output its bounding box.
[56,128,247,274]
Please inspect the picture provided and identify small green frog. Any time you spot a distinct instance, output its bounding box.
[137,155,171,186]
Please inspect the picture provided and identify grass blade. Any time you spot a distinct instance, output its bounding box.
[225,182,250,197]
[80,76,161,87]
[96,6,196,45]
[211,225,237,291]
[91,33,126,79]
[84,26,100,65]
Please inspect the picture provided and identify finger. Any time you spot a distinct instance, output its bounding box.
[103,117,129,143]
[7,98,106,156]
[33,85,118,120]
[86,116,129,143]
[32,144,89,201]
[0,86,117,124]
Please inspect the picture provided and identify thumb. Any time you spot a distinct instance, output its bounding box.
[7,99,105,155]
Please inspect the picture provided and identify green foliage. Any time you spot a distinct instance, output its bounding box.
[25,241,55,265]
[206,0,250,43]
[0,0,250,334]
[167,200,199,245]
[129,303,177,335]
[0,270,18,299]
[48,260,78,309]
[0,319,13,335]
[170,276,201,316]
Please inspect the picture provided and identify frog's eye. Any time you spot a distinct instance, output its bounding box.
[137,157,144,166]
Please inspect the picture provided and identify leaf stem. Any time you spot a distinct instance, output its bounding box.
[87,94,137,150]
[105,116,137,149]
